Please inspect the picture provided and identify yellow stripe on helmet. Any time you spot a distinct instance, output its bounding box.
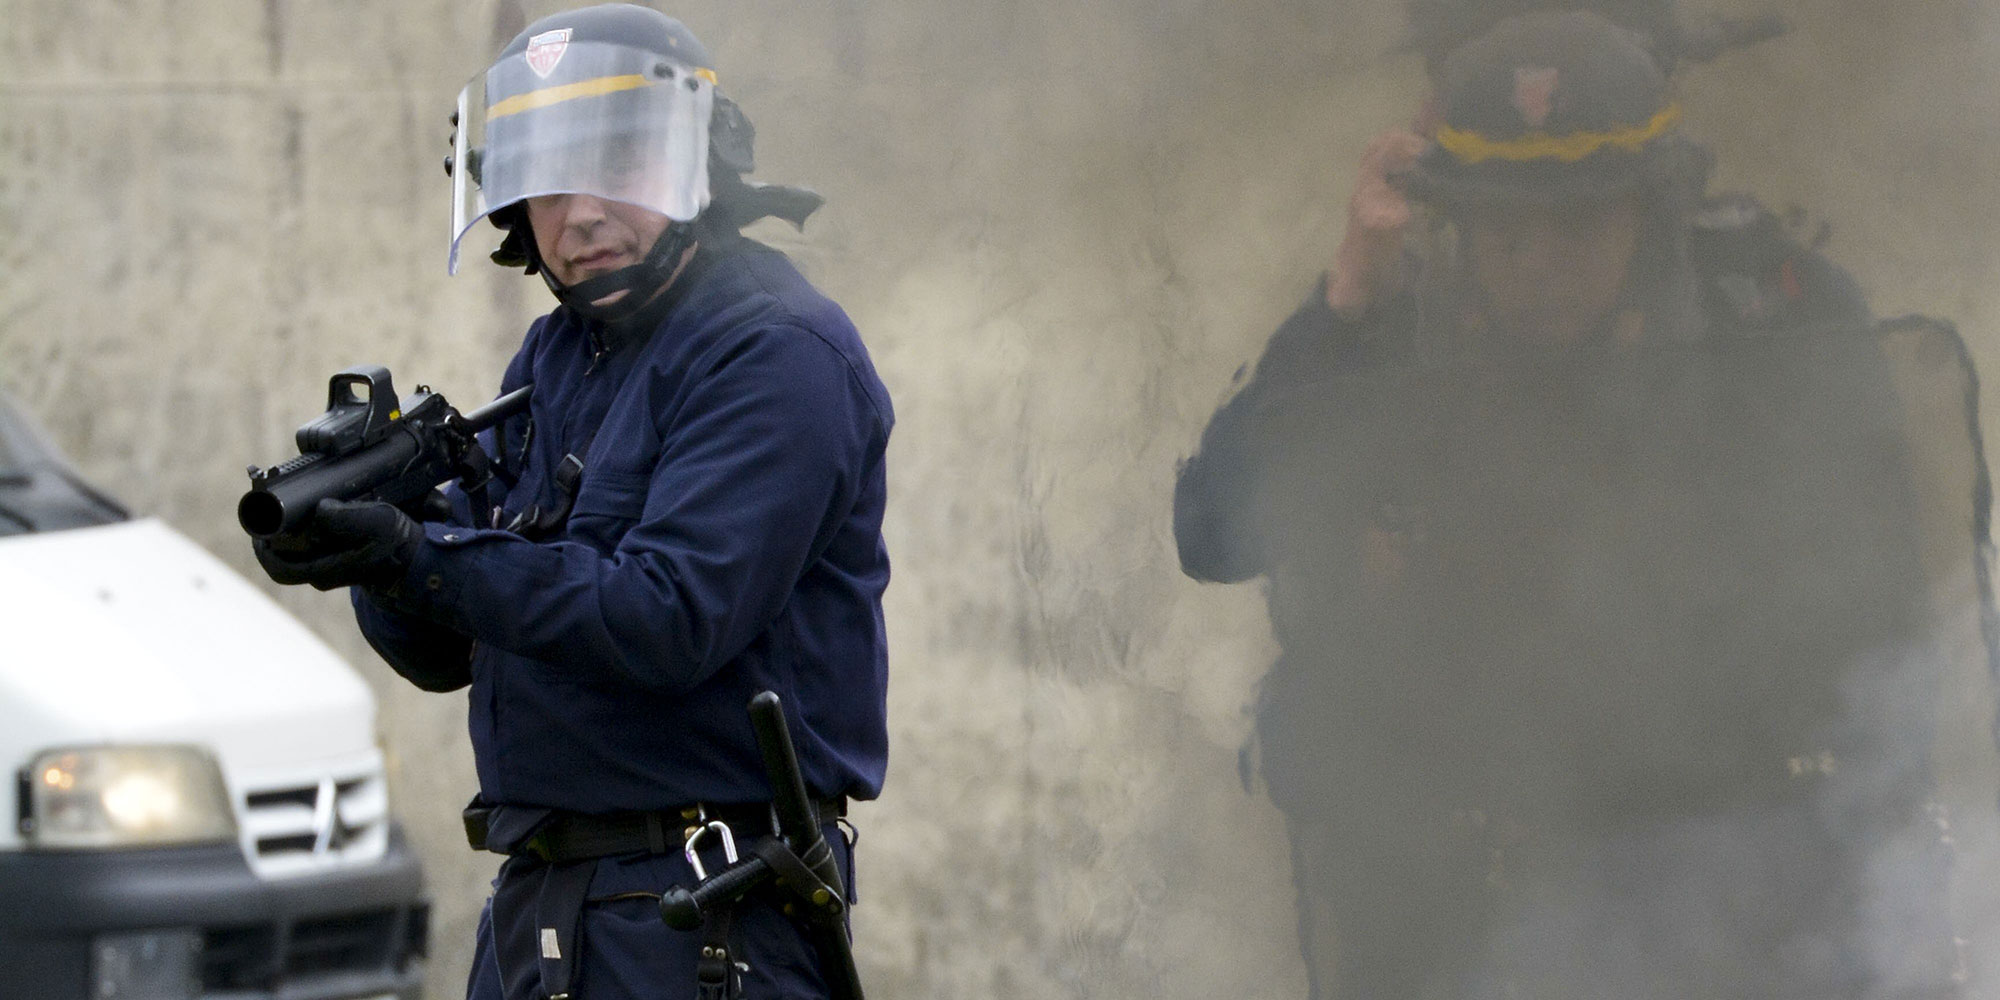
[1434,103,1683,165]
[487,68,718,121]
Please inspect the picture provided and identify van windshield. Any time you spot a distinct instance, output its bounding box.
[0,395,128,535]
[0,430,25,481]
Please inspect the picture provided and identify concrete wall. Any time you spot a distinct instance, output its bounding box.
[4,1,1999,997]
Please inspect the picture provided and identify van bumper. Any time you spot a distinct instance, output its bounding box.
[0,823,428,1000]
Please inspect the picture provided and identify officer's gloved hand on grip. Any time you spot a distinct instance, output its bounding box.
[252,499,421,592]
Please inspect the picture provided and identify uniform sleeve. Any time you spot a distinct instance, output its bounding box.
[347,331,541,693]
[352,590,474,692]
[375,322,882,694]
[1173,280,1403,583]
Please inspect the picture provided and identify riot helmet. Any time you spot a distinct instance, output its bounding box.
[1406,10,1707,210]
[450,4,726,321]
[1403,0,1788,78]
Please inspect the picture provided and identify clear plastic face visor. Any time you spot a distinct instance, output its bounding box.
[449,39,714,274]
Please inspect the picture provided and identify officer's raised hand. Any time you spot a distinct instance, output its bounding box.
[252,498,420,591]
[1326,129,1428,318]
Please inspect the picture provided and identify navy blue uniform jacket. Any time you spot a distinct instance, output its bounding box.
[354,242,892,813]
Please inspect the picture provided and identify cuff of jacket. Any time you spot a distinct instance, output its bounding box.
[371,521,492,630]
[1303,271,1419,370]
[1304,271,1388,334]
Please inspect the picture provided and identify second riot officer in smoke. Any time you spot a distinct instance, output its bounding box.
[252,5,893,999]
[1178,11,1967,1000]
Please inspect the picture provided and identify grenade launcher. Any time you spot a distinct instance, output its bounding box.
[238,365,530,539]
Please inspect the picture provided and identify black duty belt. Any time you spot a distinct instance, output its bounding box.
[468,800,848,864]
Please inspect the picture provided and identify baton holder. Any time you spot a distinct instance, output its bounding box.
[659,691,866,1000]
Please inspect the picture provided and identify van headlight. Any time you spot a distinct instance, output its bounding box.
[21,746,236,848]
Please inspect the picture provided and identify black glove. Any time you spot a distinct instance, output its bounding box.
[252,499,422,592]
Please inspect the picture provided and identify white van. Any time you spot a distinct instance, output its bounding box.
[0,392,427,1000]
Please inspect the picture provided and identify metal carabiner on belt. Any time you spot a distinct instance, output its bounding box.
[683,819,739,880]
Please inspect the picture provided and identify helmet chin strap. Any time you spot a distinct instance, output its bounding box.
[537,220,700,326]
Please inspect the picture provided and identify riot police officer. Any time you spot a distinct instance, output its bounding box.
[1177,11,1958,999]
[253,5,892,998]
[1181,9,1868,582]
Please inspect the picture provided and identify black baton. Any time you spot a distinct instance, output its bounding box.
[660,691,867,1000]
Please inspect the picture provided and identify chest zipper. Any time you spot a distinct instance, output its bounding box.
[585,329,610,376]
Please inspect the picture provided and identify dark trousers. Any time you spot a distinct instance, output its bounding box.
[465,825,853,1000]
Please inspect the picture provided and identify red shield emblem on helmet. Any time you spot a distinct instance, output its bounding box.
[1513,66,1560,129]
[526,28,573,79]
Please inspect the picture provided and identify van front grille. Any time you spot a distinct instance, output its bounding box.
[239,770,389,878]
